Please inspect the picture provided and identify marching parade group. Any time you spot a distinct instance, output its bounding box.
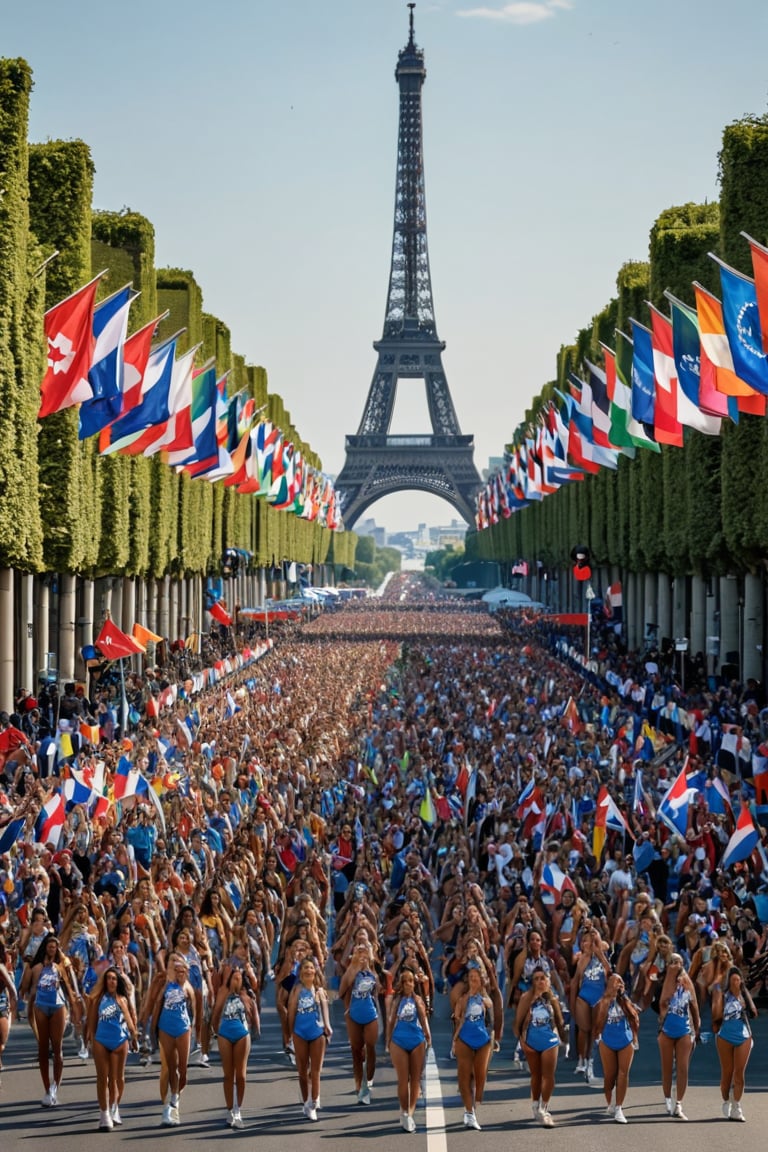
[0,572,764,1133]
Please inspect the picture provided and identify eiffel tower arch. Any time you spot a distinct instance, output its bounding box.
[335,5,482,529]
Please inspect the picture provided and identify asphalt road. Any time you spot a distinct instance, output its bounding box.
[2,980,767,1151]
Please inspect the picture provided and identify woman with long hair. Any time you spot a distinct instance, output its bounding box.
[570,925,611,1085]
[386,966,431,1132]
[451,959,494,1131]
[28,933,77,1107]
[287,955,332,1122]
[339,937,380,1105]
[657,952,701,1120]
[711,965,757,1121]
[85,965,138,1129]
[595,971,640,1124]
[211,966,259,1128]
[151,952,195,1127]
[515,969,566,1128]
[0,939,18,1080]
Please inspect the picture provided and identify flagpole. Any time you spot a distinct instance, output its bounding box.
[119,657,129,739]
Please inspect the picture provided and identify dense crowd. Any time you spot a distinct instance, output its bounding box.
[0,571,765,1131]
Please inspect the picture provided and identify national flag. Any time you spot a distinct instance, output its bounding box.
[628,319,656,428]
[132,621,162,647]
[742,231,768,350]
[112,755,148,801]
[615,330,659,450]
[62,776,110,820]
[95,618,146,660]
[540,861,577,903]
[712,254,768,395]
[596,785,634,836]
[143,346,199,457]
[39,275,101,418]
[0,816,25,856]
[665,291,727,428]
[753,769,768,807]
[647,302,684,446]
[34,791,66,848]
[79,721,100,745]
[657,762,699,837]
[633,837,656,873]
[694,281,766,415]
[603,581,623,623]
[168,360,219,468]
[633,766,645,814]
[209,600,232,627]
[583,359,613,448]
[721,803,760,870]
[419,790,437,826]
[78,284,136,439]
[99,334,179,454]
[114,312,168,417]
[562,696,582,735]
[706,776,734,820]
[516,776,537,814]
[717,728,750,777]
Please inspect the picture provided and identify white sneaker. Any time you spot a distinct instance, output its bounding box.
[50,1083,59,1107]
[664,1097,674,1115]
[231,1109,244,1128]
[111,1103,122,1125]
[161,1104,174,1126]
[198,1052,209,1067]
[463,1110,481,1130]
[586,1060,595,1085]
[575,1058,586,1073]
[41,1091,53,1108]
[673,1101,688,1121]
[532,1099,543,1120]
[406,1115,416,1133]
[306,1102,318,1122]
[358,1086,371,1105]
[606,1102,616,1117]
[78,1042,89,1061]
[722,1099,732,1119]
[99,1109,113,1130]
[614,1106,627,1124]
[169,1093,180,1125]
[401,1112,410,1131]
[731,1101,745,1122]
[541,1109,555,1128]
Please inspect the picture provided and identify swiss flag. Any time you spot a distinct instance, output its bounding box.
[209,600,232,627]
[95,618,146,660]
[39,277,100,418]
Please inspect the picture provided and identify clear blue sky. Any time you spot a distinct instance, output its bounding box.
[6,0,768,533]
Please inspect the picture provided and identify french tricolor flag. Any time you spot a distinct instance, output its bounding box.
[657,762,700,837]
[63,775,110,820]
[721,804,760,870]
[34,791,66,849]
[112,756,148,802]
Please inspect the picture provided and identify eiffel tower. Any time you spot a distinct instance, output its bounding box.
[335,4,482,528]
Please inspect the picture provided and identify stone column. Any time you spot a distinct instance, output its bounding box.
[643,573,658,648]
[169,579,179,640]
[719,576,740,678]
[110,579,123,631]
[58,572,77,683]
[671,575,687,648]
[20,572,34,694]
[657,573,672,647]
[146,579,157,636]
[690,576,706,662]
[122,577,136,633]
[77,578,95,682]
[705,588,720,679]
[157,576,170,640]
[35,579,50,679]
[0,570,14,709]
[743,571,764,684]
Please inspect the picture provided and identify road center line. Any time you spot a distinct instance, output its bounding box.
[425,1045,449,1152]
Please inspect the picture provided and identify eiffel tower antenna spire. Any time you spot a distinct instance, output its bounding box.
[334,12,481,529]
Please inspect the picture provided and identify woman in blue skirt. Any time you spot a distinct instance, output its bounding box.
[211,966,259,1128]
[85,965,138,1130]
[595,972,639,1124]
[571,926,611,1085]
[516,969,567,1128]
[657,953,700,1120]
[339,939,380,1105]
[287,955,332,1122]
[386,966,431,1132]
[452,960,494,1131]
[151,953,196,1127]
[711,965,757,1121]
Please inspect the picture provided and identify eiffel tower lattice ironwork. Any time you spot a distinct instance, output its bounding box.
[335,5,482,528]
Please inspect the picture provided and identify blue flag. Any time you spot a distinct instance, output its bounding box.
[629,320,655,426]
[716,258,768,395]
[79,286,135,439]
[0,816,25,856]
[102,336,177,447]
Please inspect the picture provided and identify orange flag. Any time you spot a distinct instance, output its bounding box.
[132,621,162,647]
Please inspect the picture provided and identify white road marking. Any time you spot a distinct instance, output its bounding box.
[424,1045,449,1152]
